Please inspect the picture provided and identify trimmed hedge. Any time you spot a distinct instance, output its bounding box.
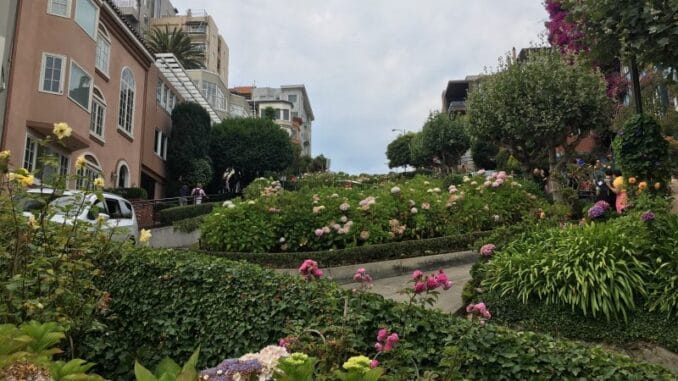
[199,231,490,268]
[476,290,678,353]
[87,249,673,380]
[158,202,219,225]
[106,187,148,200]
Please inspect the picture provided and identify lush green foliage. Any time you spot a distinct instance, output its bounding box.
[209,117,294,188]
[483,216,653,320]
[146,27,206,69]
[201,175,558,252]
[0,321,103,380]
[87,249,673,380]
[107,187,148,200]
[386,133,415,169]
[167,102,212,195]
[470,140,499,170]
[562,0,678,70]
[419,113,470,173]
[476,290,678,353]
[613,114,671,187]
[158,202,218,225]
[134,348,200,381]
[0,144,126,358]
[467,50,611,179]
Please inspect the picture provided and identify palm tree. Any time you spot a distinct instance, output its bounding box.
[145,26,205,69]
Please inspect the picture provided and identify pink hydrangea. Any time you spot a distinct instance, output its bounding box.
[314,228,324,237]
[480,244,496,257]
[299,259,323,280]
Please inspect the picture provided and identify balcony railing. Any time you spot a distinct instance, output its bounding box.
[112,0,138,11]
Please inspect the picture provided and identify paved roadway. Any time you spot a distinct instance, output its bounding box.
[341,262,474,314]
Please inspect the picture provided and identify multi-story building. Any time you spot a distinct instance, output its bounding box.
[1,0,157,189]
[149,9,228,87]
[441,76,482,170]
[112,0,177,34]
[0,0,218,200]
[0,0,19,147]
[251,85,315,156]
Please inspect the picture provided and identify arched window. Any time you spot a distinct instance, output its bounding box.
[76,154,102,190]
[90,86,105,139]
[117,162,129,188]
[118,68,135,135]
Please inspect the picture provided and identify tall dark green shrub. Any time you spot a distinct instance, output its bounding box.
[166,102,212,195]
[613,114,671,186]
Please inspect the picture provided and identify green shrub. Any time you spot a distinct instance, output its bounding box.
[201,175,558,252]
[613,114,671,186]
[158,202,218,225]
[88,249,673,380]
[478,289,678,353]
[107,187,148,200]
[172,215,205,233]
[202,231,488,268]
[483,216,652,320]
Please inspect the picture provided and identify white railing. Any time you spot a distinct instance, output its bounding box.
[113,0,138,10]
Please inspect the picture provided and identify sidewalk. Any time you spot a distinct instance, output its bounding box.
[341,262,474,314]
[672,178,678,214]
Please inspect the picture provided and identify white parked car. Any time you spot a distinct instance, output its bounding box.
[25,190,140,243]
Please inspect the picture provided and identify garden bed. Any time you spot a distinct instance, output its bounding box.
[198,231,490,268]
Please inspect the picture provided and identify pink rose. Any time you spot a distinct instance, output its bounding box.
[375,342,383,352]
[370,359,379,368]
[414,282,426,294]
[412,270,424,281]
[386,333,399,344]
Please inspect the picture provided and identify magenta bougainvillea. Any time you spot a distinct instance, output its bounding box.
[545,0,585,53]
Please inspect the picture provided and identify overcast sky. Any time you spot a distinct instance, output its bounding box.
[172,0,548,174]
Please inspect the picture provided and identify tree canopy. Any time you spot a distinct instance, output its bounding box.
[420,112,470,173]
[386,133,415,169]
[466,50,611,197]
[166,102,212,193]
[146,26,206,69]
[209,117,293,186]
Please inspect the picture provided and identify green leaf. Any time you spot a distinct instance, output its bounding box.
[135,361,158,381]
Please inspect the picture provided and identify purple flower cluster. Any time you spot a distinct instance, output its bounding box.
[199,358,262,381]
[587,205,606,219]
[641,211,655,222]
[593,200,610,211]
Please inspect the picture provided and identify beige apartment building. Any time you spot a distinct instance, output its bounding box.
[149,9,229,86]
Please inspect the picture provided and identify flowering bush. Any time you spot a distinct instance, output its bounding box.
[479,243,496,257]
[202,175,556,252]
[352,267,373,292]
[298,259,323,280]
[400,269,454,308]
[466,302,492,326]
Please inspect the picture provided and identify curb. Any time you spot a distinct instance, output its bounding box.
[276,250,477,283]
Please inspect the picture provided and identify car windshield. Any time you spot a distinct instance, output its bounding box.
[50,195,94,217]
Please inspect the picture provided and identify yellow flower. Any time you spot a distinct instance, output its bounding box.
[93,176,105,189]
[638,181,648,191]
[19,174,34,187]
[628,177,636,185]
[75,155,87,170]
[0,150,9,160]
[53,122,72,140]
[27,214,40,230]
[139,228,152,244]
[654,182,662,190]
[10,169,34,187]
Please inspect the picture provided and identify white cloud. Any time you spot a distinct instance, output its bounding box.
[172,0,547,174]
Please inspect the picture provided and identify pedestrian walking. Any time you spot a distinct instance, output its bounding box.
[191,183,207,205]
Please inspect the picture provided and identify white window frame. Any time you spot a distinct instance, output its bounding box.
[38,52,67,95]
[67,59,93,112]
[23,134,39,172]
[118,67,136,136]
[76,153,102,190]
[74,0,99,40]
[95,25,111,77]
[116,161,130,188]
[90,87,106,141]
[47,0,72,18]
